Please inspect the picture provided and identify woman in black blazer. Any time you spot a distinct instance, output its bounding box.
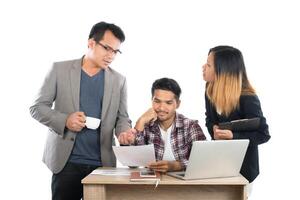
[202,45,271,193]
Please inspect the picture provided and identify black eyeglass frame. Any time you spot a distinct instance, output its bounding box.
[96,41,122,55]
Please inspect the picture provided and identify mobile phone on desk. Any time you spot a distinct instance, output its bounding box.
[140,170,156,177]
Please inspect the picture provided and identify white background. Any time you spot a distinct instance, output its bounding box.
[0,0,299,199]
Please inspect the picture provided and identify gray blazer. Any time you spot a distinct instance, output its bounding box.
[30,58,131,173]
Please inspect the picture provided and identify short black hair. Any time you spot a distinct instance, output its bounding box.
[88,21,125,43]
[151,78,182,101]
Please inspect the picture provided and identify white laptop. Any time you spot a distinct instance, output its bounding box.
[167,139,249,180]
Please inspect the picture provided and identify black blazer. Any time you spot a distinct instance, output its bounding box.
[205,94,271,182]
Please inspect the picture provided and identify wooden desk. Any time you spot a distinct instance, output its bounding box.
[82,168,248,200]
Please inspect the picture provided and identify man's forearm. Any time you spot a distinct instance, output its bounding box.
[168,161,183,171]
[134,118,146,132]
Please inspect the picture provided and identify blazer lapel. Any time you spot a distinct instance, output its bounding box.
[70,59,82,111]
[101,68,113,119]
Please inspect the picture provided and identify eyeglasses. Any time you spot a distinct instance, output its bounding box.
[96,42,122,55]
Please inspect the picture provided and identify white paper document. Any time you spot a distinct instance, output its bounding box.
[113,144,156,167]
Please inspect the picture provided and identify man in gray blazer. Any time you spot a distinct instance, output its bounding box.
[30,22,133,200]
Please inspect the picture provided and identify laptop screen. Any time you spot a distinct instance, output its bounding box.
[169,139,249,180]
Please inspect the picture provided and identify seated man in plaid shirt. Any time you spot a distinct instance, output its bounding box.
[118,77,206,172]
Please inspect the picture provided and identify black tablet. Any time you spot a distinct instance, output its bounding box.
[218,117,260,131]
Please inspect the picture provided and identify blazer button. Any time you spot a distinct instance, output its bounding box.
[70,138,75,142]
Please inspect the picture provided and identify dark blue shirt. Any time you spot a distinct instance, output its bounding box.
[69,69,104,166]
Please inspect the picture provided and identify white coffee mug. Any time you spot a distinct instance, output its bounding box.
[85,116,101,130]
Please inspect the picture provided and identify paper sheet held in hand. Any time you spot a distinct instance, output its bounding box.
[113,144,156,167]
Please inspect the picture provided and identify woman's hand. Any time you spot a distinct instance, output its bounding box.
[213,125,233,140]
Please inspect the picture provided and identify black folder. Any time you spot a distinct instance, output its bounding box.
[218,117,260,131]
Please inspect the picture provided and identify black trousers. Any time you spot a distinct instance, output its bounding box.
[51,162,99,200]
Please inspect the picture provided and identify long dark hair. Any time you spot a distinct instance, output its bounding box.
[206,45,255,116]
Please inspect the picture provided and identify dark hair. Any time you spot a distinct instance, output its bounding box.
[209,45,253,90]
[151,78,182,101]
[209,45,246,77]
[88,21,125,43]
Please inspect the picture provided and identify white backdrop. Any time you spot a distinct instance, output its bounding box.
[0,0,299,199]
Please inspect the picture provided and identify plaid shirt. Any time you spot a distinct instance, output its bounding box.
[135,113,206,168]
